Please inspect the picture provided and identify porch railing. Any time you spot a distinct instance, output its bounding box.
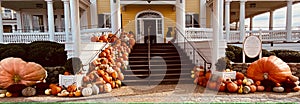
[185,28,300,43]
[2,28,112,44]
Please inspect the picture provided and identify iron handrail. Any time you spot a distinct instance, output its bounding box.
[174,27,212,71]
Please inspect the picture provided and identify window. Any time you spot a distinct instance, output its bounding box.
[185,14,200,28]
[157,19,162,34]
[98,14,111,28]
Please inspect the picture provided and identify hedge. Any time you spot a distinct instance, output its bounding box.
[226,45,299,63]
[0,41,67,67]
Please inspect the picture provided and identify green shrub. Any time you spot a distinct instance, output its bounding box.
[0,45,27,60]
[215,57,232,71]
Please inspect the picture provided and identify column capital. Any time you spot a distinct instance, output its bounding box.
[240,0,247,3]
[225,0,231,3]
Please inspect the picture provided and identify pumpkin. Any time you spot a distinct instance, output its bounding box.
[51,85,62,95]
[91,84,99,95]
[74,90,81,97]
[205,71,211,80]
[257,86,265,91]
[249,85,257,93]
[207,81,217,90]
[0,93,5,97]
[293,86,300,92]
[0,58,47,89]
[275,83,281,87]
[255,81,261,86]
[227,82,238,93]
[5,92,12,97]
[45,89,51,95]
[218,83,226,92]
[67,84,77,92]
[82,87,93,97]
[237,79,243,86]
[118,72,124,81]
[111,71,118,79]
[247,56,294,83]
[99,52,107,58]
[22,87,36,96]
[115,80,122,86]
[99,35,108,42]
[236,72,245,80]
[91,35,99,42]
[104,83,112,93]
[273,87,284,92]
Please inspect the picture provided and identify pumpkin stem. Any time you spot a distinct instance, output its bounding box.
[263,73,268,79]
[13,75,21,83]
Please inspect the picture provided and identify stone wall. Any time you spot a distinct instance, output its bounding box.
[232,63,300,78]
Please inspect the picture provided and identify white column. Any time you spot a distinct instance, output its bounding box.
[57,14,62,32]
[219,0,224,40]
[63,0,71,42]
[176,0,185,43]
[225,0,231,41]
[16,11,22,32]
[70,0,81,57]
[212,0,220,71]
[235,21,238,30]
[0,1,3,42]
[200,0,206,28]
[110,0,121,36]
[90,0,98,28]
[46,0,55,41]
[11,25,15,33]
[250,16,253,31]
[43,14,48,32]
[269,11,273,30]
[286,0,292,42]
[28,14,33,32]
[239,0,246,42]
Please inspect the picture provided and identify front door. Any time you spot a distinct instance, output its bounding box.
[143,20,157,44]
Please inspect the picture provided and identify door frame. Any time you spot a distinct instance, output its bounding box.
[135,10,164,43]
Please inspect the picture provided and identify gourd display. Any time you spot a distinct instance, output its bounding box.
[247,56,295,83]
[0,58,47,89]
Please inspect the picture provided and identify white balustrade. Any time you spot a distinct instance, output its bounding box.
[80,28,112,43]
[185,28,213,41]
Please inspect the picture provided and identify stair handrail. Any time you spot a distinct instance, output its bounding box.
[82,28,122,67]
[174,27,212,72]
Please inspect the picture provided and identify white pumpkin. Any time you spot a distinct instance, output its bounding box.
[91,84,99,95]
[82,87,93,97]
[104,83,112,93]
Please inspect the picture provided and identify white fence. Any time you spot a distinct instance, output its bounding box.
[185,28,300,43]
[2,28,112,44]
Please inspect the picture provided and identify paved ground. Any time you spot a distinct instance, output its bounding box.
[1,84,300,103]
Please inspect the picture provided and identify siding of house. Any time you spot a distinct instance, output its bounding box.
[186,0,200,13]
[121,5,176,41]
[97,0,110,14]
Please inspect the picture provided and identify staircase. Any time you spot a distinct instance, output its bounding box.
[122,43,195,86]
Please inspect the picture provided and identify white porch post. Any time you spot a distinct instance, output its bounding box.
[110,0,121,36]
[239,0,246,42]
[46,0,55,41]
[90,0,98,28]
[269,11,273,30]
[212,0,220,71]
[0,1,3,42]
[16,11,22,32]
[70,0,81,57]
[250,16,253,31]
[200,0,206,28]
[63,0,71,42]
[176,0,185,43]
[219,0,224,40]
[225,0,231,41]
[286,0,292,42]
[11,25,15,33]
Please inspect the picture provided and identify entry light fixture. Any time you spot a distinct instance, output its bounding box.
[147,0,151,3]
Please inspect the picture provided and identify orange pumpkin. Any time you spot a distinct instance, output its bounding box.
[205,71,211,80]
[0,58,47,89]
[90,35,99,42]
[218,83,226,92]
[247,56,294,83]
[227,82,238,93]
[236,72,244,80]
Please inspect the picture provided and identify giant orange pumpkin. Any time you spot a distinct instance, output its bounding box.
[247,56,294,83]
[0,57,47,89]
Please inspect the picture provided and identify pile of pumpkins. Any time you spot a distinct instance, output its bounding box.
[91,33,118,43]
[192,56,300,93]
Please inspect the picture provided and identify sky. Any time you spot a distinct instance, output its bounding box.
[244,3,300,30]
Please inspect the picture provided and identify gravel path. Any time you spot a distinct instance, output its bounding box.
[1,84,300,103]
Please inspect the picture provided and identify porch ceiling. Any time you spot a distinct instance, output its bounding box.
[228,1,300,23]
[1,0,63,11]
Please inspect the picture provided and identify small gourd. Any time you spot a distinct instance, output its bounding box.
[238,85,243,94]
[104,83,112,93]
[45,89,52,95]
[82,87,93,97]
[5,92,12,97]
[257,86,265,91]
[0,93,5,97]
[273,87,284,93]
[91,84,99,95]
[293,86,300,92]
[74,90,82,97]
[249,85,257,93]
[22,87,36,97]
[243,86,251,94]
